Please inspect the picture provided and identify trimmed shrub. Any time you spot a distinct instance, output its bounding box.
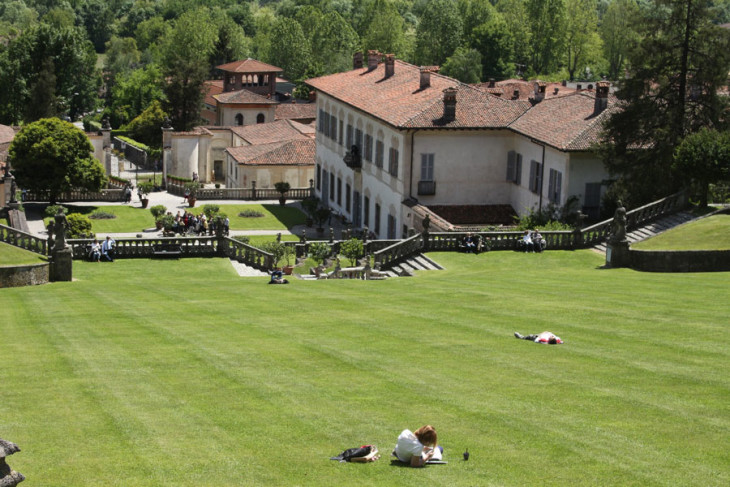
[239,209,264,218]
[67,213,94,238]
[150,205,167,219]
[340,238,364,266]
[45,205,67,219]
[89,209,116,220]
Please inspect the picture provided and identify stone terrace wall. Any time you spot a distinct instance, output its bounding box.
[629,249,730,272]
[0,262,49,288]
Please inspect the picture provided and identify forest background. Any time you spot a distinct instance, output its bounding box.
[1,0,729,132]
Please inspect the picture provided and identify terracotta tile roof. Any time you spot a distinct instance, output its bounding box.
[230,119,314,145]
[226,139,315,166]
[0,124,15,144]
[306,60,529,129]
[509,91,617,151]
[203,80,224,106]
[275,102,317,122]
[214,89,278,105]
[216,58,283,74]
[472,79,577,101]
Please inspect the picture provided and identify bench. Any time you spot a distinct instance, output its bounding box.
[152,243,183,258]
[459,235,483,254]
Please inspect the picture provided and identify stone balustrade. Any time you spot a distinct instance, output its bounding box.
[0,224,48,255]
[22,189,125,203]
[226,237,274,270]
[68,236,219,260]
[166,178,312,201]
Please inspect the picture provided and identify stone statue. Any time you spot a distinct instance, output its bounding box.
[102,117,111,130]
[8,175,18,204]
[47,221,55,251]
[53,208,69,251]
[610,200,627,243]
[162,117,172,129]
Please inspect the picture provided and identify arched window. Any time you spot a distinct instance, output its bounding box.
[235,114,243,126]
[256,113,265,124]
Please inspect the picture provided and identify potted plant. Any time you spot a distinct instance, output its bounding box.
[158,214,176,236]
[184,181,200,207]
[138,181,155,209]
[262,240,286,270]
[281,244,295,275]
[309,241,331,270]
[274,181,291,206]
[150,205,167,229]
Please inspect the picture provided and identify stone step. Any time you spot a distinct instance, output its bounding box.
[417,253,444,270]
[412,255,440,271]
[229,258,269,277]
[404,258,426,271]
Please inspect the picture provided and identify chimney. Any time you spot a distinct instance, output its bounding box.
[419,66,432,90]
[384,54,395,78]
[561,80,567,87]
[577,84,582,90]
[488,78,495,88]
[353,51,363,70]
[534,81,547,103]
[443,87,457,122]
[588,84,594,90]
[594,81,610,114]
[553,87,559,95]
[512,89,520,100]
[367,50,380,71]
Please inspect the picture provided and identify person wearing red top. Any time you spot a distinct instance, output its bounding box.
[514,331,563,344]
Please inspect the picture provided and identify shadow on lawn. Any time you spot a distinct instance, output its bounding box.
[262,203,306,229]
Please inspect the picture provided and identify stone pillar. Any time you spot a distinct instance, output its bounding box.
[251,180,257,200]
[101,117,112,175]
[50,247,73,282]
[0,438,25,486]
[162,118,174,189]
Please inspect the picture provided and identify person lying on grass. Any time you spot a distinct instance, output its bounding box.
[514,331,563,344]
[392,425,440,467]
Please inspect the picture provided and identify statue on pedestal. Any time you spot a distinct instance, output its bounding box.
[52,208,69,251]
[610,200,627,243]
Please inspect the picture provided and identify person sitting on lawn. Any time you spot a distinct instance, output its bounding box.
[463,233,479,253]
[521,230,534,252]
[393,425,441,467]
[514,331,563,344]
[101,236,115,262]
[531,229,545,252]
[89,239,101,262]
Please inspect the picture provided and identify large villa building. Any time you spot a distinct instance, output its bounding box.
[305,52,614,238]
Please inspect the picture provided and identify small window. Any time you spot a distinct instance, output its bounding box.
[346,124,353,148]
[330,116,337,140]
[329,172,335,201]
[337,177,342,205]
[346,183,351,212]
[420,153,434,181]
[364,134,373,162]
[389,148,399,177]
[529,160,542,193]
[548,168,562,204]
[506,151,522,185]
[363,196,370,227]
[235,113,243,126]
[257,113,265,124]
[374,203,381,236]
[339,120,344,145]
[316,164,321,191]
[355,128,363,152]
[375,140,384,169]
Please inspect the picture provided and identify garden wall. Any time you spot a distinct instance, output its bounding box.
[629,249,730,272]
[0,262,49,288]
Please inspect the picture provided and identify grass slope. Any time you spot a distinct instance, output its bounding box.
[633,214,730,250]
[0,242,48,266]
[1,251,728,486]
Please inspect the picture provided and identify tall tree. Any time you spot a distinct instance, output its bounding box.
[563,0,600,81]
[526,0,566,75]
[160,7,217,131]
[469,12,515,80]
[267,18,311,81]
[600,0,639,80]
[496,0,532,76]
[414,0,463,66]
[601,0,730,206]
[109,63,166,128]
[440,47,483,83]
[311,11,360,74]
[362,0,409,58]
[0,22,99,124]
[208,11,251,76]
[9,118,107,204]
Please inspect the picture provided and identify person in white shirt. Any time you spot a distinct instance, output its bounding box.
[89,239,101,262]
[393,425,440,467]
[521,230,534,252]
[101,236,115,262]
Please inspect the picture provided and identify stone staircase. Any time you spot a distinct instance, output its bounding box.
[592,210,696,253]
[381,253,444,277]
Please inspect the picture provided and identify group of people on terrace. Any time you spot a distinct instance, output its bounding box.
[167,211,229,236]
[519,229,545,253]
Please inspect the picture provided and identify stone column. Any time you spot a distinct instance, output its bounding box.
[49,209,73,282]
[0,438,25,486]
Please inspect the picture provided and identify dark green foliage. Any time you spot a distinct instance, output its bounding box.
[202,204,221,219]
[601,0,730,207]
[274,181,291,195]
[67,213,93,238]
[339,238,364,266]
[440,47,482,83]
[673,128,730,207]
[415,0,463,66]
[239,210,265,218]
[308,241,331,265]
[267,17,311,81]
[138,181,155,196]
[45,205,67,219]
[125,100,167,148]
[149,205,167,219]
[10,118,106,204]
[89,209,116,220]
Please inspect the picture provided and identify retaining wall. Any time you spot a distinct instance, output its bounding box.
[0,262,49,288]
[629,249,730,272]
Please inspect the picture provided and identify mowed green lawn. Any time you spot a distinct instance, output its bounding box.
[0,242,48,266]
[633,213,730,250]
[55,203,306,234]
[1,251,728,486]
